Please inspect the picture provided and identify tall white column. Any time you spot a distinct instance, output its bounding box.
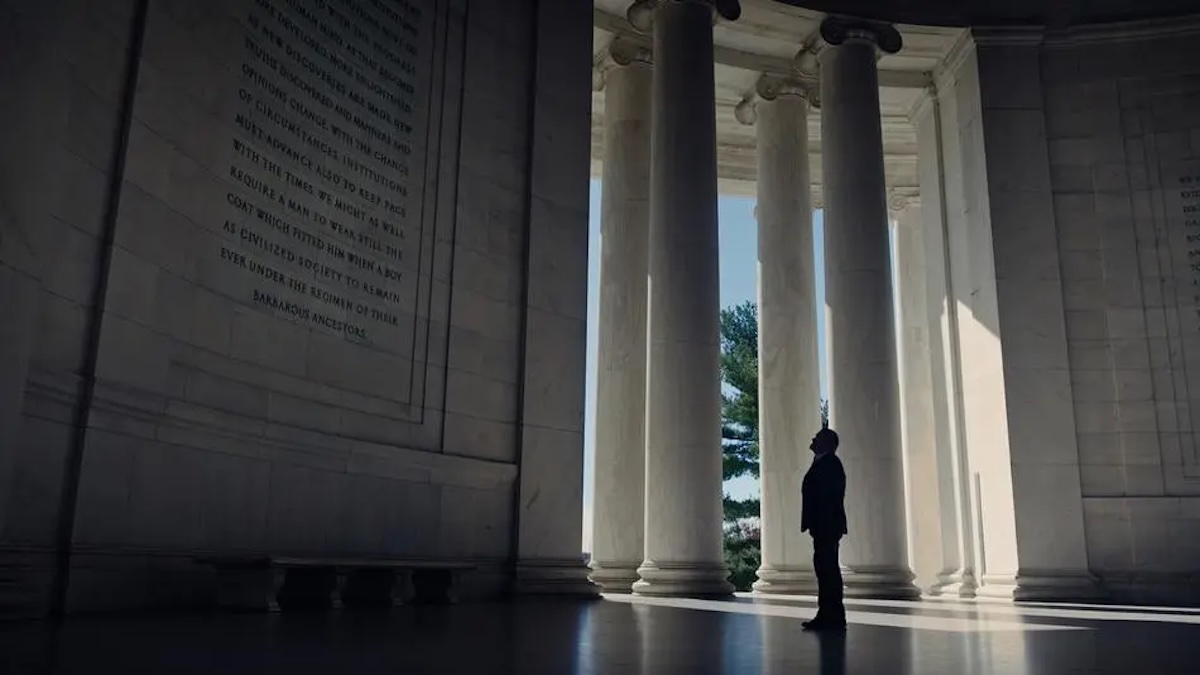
[818,17,919,599]
[909,89,977,597]
[891,193,944,592]
[629,0,739,597]
[736,76,820,594]
[589,38,653,594]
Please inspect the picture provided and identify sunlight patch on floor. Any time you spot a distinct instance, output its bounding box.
[743,592,1200,625]
[603,594,1086,633]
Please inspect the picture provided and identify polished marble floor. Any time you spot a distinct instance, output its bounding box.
[3,593,1200,673]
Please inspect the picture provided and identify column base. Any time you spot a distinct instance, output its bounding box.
[587,561,641,594]
[514,559,601,597]
[1014,569,1106,602]
[928,568,978,598]
[632,561,733,597]
[973,573,1018,600]
[843,566,921,600]
[751,565,818,595]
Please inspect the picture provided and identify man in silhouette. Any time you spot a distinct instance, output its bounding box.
[801,427,847,631]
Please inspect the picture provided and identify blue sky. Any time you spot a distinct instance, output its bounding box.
[581,180,828,547]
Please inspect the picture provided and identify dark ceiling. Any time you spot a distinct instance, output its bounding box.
[774,0,1200,27]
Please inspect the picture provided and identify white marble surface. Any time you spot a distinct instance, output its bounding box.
[11,0,1200,621]
[0,0,600,615]
[933,46,1023,598]
[752,90,819,594]
[514,0,596,597]
[948,36,1099,600]
[590,1,968,197]
[819,33,917,599]
[635,0,730,597]
[1039,27,1200,599]
[590,55,652,593]
[894,201,944,592]
[911,93,977,597]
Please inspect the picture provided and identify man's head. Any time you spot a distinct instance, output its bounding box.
[809,427,839,455]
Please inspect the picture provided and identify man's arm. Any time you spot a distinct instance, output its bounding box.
[833,460,847,534]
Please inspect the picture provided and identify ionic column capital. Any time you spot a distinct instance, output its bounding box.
[819,16,903,55]
[791,37,824,78]
[627,0,742,33]
[757,74,818,103]
[887,188,921,216]
[734,74,818,125]
[592,36,653,91]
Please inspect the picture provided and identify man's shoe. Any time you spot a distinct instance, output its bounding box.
[802,617,847,631]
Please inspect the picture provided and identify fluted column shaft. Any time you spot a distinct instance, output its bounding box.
[746,82,820,594]
[909,90,977,597]
[590,47,653,593]
[819,18,918,599]
[892,197,943,592]
[633,0,732,597]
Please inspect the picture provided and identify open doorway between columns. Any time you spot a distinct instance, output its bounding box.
[581,177,831,592]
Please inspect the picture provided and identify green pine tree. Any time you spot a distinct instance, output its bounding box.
[719,301,827,591]
[720,301,760,522]
[719,301,829,522]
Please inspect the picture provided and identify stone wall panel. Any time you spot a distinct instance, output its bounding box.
[0,0,562,615]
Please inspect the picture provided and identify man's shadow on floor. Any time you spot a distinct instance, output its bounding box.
[816,630,846,675]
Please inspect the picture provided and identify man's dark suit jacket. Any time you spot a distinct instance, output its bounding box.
[801,453,848,537]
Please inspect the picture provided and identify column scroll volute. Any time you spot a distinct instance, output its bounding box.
[887,189,921,218]
[592,36,653,92]
[734,74,818,126]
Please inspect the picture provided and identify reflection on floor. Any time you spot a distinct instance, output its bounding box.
[3,593,1200,674]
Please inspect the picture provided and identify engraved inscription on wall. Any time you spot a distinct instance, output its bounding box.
[219,0,431,349]
[111,0,452,421]
[1162,158,1200,474]
[1178,167,1200,299]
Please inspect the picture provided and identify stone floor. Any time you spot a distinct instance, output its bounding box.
[2,593,1200,673]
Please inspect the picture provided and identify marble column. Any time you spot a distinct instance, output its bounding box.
[891,193,942,592]
[589,38,653,594]
[909,88,977,597]
[628,0,739,597]
[736,76,820,594]
[818,17,918,599]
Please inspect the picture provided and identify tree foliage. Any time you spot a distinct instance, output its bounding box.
[720,302,759,484]
[722,496,760,522]
[720,302,761,524]
[718,301,828,588]
[723,520,761,592]
[719,301,829,524]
